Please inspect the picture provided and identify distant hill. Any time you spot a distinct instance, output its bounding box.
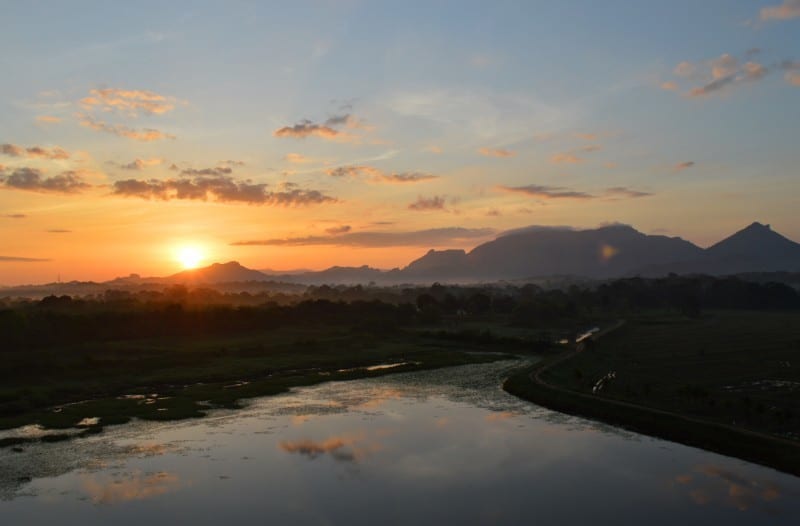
[168,261,270,284]
[639,222,800,276]
[400,224,705,281]
[149,222,800,284]
[8,222,799,296]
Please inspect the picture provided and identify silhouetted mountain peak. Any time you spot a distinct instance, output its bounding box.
[709,222,796,256]
[170,261,268,283]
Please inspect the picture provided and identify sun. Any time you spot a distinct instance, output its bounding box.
[176,246,204,270]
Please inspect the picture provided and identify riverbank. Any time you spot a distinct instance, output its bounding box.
[0,326,530,447]
[503,311,800,476]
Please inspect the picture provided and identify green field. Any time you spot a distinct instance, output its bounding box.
[502,310,800,474]
[541,311,800,439]
[0,325,532,445]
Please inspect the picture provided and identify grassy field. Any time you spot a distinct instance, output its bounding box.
[542,311,800,438]
[0,324,532,446]
[504,310,800,475]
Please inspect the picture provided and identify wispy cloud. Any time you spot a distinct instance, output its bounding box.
[0,255,51,262]
[2,213,27,219]
[477,147,515,158]
[498,184,593,199]
[782,60,800,86]
[46,229,72,233]
[550,152,585,164]
[273,114,363,142]
[674,161,696,172]
[1,143,70,160]
[326,165,382,178]
[80,88,176,116]
[180,166,233,177]
[381,172,437,183]
[498,184,651,200]
[35,115,62,124]
[218,159,246,167]
[325,225,352,235]
[326,165,437,183]
[603,187,652,199]
[285,153,313,163]
[78,114,175,141]
[760,0,800,21]
[550,145,601,164]
[674,61,696,77]
[117,158,164,171]
[111,175,335,206]
[1,168,91,193]
[665,53,772,98]
[231,227,495,247]
[408,195,447,210]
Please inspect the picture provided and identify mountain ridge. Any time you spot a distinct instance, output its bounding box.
[96,221,800,286]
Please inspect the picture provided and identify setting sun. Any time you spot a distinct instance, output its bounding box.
[176,246,204,270]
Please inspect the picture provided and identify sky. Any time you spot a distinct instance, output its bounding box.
[1,0,799,285]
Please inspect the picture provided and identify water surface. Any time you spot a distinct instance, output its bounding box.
[1,360,798,525]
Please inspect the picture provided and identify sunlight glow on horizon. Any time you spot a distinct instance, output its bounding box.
[175,245,205,270]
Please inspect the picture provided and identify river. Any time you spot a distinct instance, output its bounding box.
[1,359,798,525]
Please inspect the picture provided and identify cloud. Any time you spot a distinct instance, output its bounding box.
[273,114,361,142]
[78,114,175,141]
[760,0,800,20]
[674,161,696,172]
[218,159,246,167]
[408,195,446,210]
[46,229,72,233]
[325,225,351,235]
[711,54,738,79]
[278,433,383,463]
[326,165,382,178]
[781,60,800,86]
[36,115,62,124]
[477,147,515,158]
[326,165,437,183]
[1,143,70,160]
[424,145,443,154]
[670,54,770,98]
[111,175,335,206]
[180,166,233,176]
[2,213,27,218]
[603,187,652,199]
[119,158,163,170]
[81,471,182,504]
[551,152,584,164]
[1,168,91,193]
[497,184,593,199]
[80,88,175,116]
[381,172,438,183]
[0,255,51,262]
[231,227,496,247]
[285,153,312,163]
[573,133,599,141]
[550,145,601,164]
[275,121,339,140]
[674,61,696,77]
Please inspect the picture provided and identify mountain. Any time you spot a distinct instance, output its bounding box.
[168,261,270,284]
[12,222,798,296]
[290,265,388,285]
[706,222,800,272]
[399,224,706,281]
